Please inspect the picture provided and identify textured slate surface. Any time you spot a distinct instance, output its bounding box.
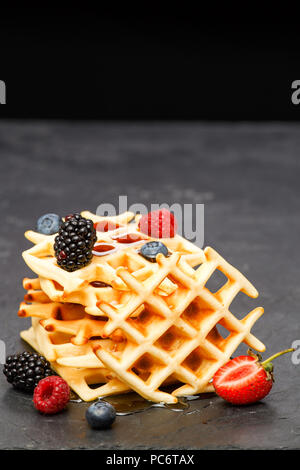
[0,121,299,449]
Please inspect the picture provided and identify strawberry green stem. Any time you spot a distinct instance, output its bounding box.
[261,348,294,367]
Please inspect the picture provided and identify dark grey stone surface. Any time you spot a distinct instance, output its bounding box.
[0,121,299,449]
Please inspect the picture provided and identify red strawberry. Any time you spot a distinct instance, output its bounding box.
[138,209,177,238]
[213,348,294,405]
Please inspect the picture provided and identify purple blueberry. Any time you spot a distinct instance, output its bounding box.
[86,401,116,430]
[37,213,62,235]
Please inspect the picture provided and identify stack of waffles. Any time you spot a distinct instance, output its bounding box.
[19,211,265,404]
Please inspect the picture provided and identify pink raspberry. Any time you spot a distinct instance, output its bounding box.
[138,209,177,238]
[33,376,70,414]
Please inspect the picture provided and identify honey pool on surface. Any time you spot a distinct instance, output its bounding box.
[70,390,215,416]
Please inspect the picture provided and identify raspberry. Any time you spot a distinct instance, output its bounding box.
[138,209,177,238]
[33,376,70,414]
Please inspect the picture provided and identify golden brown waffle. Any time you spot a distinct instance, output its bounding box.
[22,211,206,316]
[94,246,265,403]
[21,321,130,401]
[19,280,132,400]
[19,287,177,400]
[20,210,265,404]
[19,294,106,347]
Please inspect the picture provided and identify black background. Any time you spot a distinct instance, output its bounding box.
[1,8,299,121]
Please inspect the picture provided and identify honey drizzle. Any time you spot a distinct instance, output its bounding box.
[70,391,215,415]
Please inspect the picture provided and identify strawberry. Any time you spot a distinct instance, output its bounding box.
[138,209,177,238]
[213,348,294,405]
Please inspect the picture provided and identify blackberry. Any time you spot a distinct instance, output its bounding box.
[54,213,97,272]
[3,351,54,392]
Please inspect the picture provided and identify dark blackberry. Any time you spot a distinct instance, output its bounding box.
[54,213,97,272]
[3,351,54,392]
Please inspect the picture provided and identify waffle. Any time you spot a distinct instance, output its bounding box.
[22,211,206,316]
[19,285,176,400]
[94,247,265,403]
[19,287,131,400]
[19,210,265,403]
[21,321,130,401]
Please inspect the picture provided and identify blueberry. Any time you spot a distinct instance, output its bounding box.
[37,213,62,235]
[86,401,116,430]
[140,241,169,262]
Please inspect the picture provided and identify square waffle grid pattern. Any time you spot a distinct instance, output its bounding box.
[19,278,131,400]
[21,321,131,401]
[20,211,264,403]
[95,246,265,404]
[22,211,206,316]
